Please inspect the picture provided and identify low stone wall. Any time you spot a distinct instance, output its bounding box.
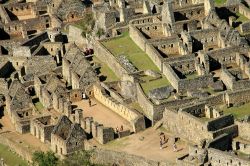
[88,148,176,166]
[178,74,213,93]
[163,109,213,145]
[236,120,250,141]
[136,83,154,122]
[81,117,115,144]
[68,25,86,46]
[208,148,250,166]
[225,88,250,106]
[94,40,128,78]
[93,84,145,132]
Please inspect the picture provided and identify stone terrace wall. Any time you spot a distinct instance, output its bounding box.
[162,63,180,90]
[129,24,147,51]
[88,148,176,166]
[136,83,154,122]
[163,109,213,144]
[239,3,250,19]
[129,24,164,71]
[93,84,145,132]
[178,74,213,93]
[225,88,250,106]
[236,120,250,141]
[94,40,128,78]
[0,133,33,162]
[206,115,234,131]
[208,148,250,166]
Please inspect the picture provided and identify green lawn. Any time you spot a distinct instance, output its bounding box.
[34,101,44,112]
[185,72,198,80]
[102,32,159,71]
[214,0,227,6]
[141,77,170,95]
[92,56,119,82]
[102,32,170,94]
[223,102,250,119]
[236,13,249,23]
[0,143,28,166]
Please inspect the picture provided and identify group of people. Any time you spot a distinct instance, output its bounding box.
[159,132,178,152]
[115,125,123,133]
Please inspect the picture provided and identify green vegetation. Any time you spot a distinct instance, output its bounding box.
[223,102,250,119]
[214,0,227,6]
[32,150,103,166]
[0,143,28,166]
[236,12,249,23]
[141,77,170,95]
[32,151,58,166]
[102,32,170,94]
[73,13,95,37]
[60,150,103,166]
[102,32,159,71]
[93,56,119,82]
[185,72,198,80]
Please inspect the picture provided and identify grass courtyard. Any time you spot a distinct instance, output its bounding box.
[102,32,170,94]
[223,102,250,119]
[102,32,159,71]
[0,143,28,166]
[92,56,119,82]
[214,0,227,6]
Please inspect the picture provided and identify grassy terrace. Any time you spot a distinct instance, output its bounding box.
[236,13,249,23]
[102,32,170,94]
[214,0,227,6]
[223,102,250,119]
[102,32,159,71]
[93,56,119,82]
[0,143,28,166]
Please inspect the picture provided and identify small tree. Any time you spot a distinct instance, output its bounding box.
[32,151,59,166]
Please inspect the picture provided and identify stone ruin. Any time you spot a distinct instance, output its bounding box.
[0,0,249,165]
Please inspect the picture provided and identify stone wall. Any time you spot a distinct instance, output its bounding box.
[0,133,33,162]
[68,25,86,46]
[236,120,250,141]
[81,117,115,144]
[206,115,234,131]
[88,148,176,166]
[94,40,128,78]
[163,109,213,145]
[162,63,180,90]
[225,88,250,106]
[93,84,145,132]
[178,74,213,93]
[208,148,250,166]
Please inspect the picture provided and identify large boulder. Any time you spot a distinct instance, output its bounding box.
[148,86,174,100]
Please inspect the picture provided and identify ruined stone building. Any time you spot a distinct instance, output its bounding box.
[51,115,86,157]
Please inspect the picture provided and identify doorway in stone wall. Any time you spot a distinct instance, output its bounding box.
[144,116,152,128]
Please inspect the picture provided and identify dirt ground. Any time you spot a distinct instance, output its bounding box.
[73,99,133,131]
[90,127,188,162]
